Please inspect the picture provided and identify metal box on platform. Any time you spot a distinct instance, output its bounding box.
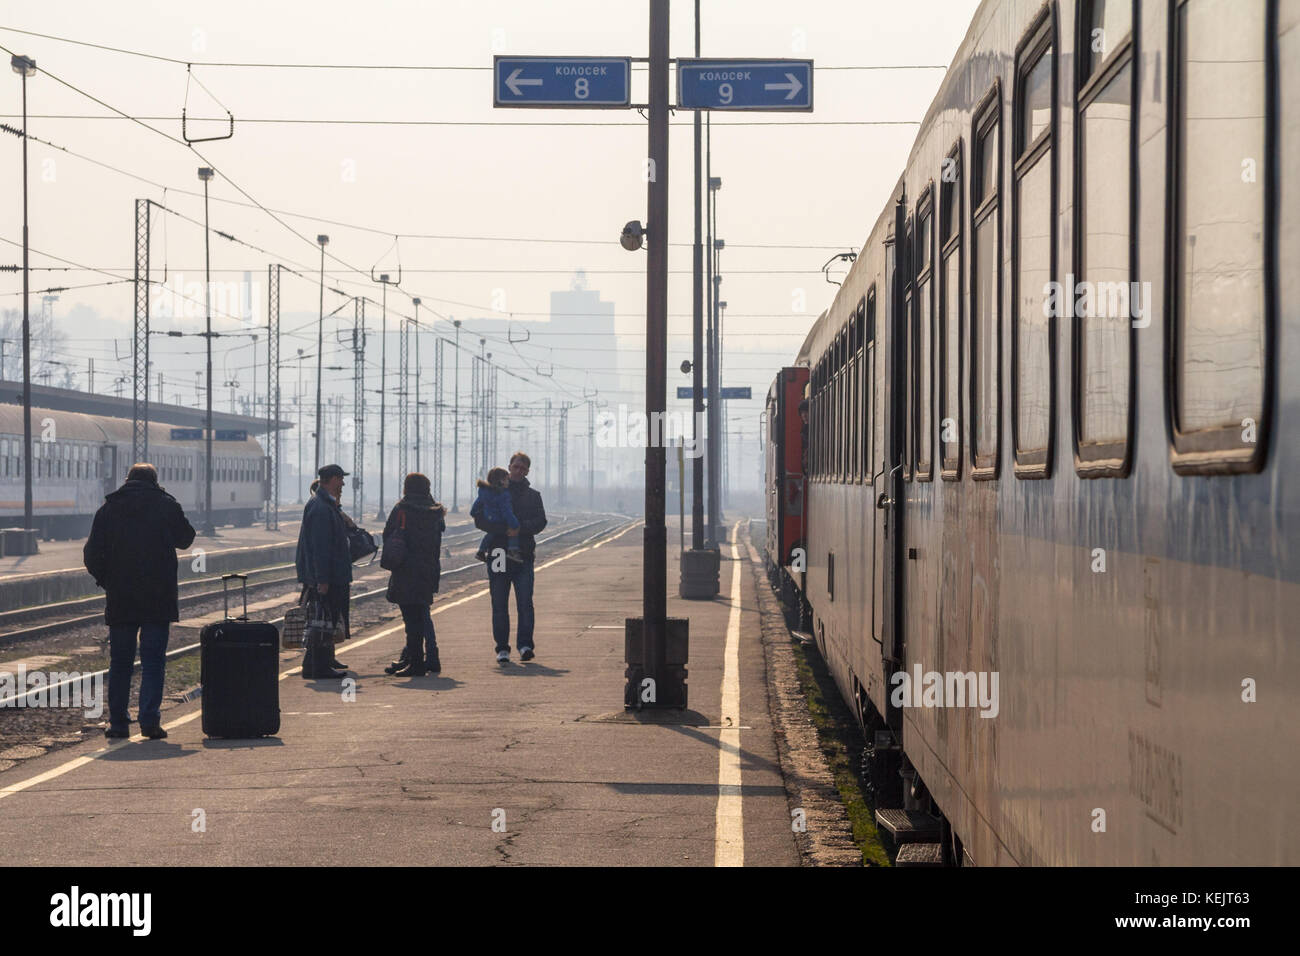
[624,616,688,709]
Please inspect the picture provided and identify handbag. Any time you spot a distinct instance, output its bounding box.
[380,510,408,570]
[302,586,344,641]
[347,525,378,564]
[281,604,307,649]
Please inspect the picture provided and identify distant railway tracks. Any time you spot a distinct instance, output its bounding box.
[0,513,614,649]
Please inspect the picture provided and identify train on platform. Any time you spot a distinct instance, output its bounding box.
[764,0,1298,865]
[0,404,269,539]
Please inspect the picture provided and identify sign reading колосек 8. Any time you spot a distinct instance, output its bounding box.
[493,56,632,108]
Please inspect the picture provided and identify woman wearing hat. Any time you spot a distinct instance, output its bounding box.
[294,464,352,679]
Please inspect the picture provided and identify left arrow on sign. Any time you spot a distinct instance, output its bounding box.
[505,68,544,96]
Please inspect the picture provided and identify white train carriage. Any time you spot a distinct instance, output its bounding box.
[0,405,268,538]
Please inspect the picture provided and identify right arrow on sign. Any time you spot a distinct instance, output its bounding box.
[764,73,803,100]
[675,59,813,111]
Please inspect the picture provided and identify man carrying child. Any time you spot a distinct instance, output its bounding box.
[471,451,547,664]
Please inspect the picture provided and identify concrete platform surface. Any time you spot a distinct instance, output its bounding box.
[0,518,801,866]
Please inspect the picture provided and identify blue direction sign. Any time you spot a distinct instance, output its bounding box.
[494,57,631,108]
[677,59,813,111]
[676,386,753,400]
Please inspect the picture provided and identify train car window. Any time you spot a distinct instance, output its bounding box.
[916,188,935,480]
[812,360,819,477]
[940,140,964,479]
[1084,0,1133,77]
[865,287,877,482]
[850,309,860,481]
[828,345,835,480]
[903,290,914,484]
[814,360,821,477]
[972,86,1002,478]
[838,327,847,481]
[1167,0,1270,473]
[1074,0,1135,476]
[850,349,858,482]
[1014,11,1056,477]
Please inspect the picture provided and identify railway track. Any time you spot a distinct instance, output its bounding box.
[0,512,603,648]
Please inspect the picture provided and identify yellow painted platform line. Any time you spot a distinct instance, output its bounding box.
[714,520,745,867]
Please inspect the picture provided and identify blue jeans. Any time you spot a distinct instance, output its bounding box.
[488,561,535,653]
[107,623,170,730]
[398,604,438,661]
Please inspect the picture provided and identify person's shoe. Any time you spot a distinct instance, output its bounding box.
[140,726,168,740]
[385,648,411,675]
[426,653,441,675]
[105,726,129,739]
[299,640,317,679]
[328,654,349,670]
[391,655,425,677]
[496,649,510,664]
[519,646,535,662]
[304,635,346,678]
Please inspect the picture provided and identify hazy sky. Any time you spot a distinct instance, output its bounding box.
[1,0,980,428]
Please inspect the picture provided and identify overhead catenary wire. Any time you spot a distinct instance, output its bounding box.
[0,25,947,72]
[1,122,857,252]
[0,34,832,419]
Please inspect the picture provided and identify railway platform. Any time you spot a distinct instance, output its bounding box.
[0,518,846,866]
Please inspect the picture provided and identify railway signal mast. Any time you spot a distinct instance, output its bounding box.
[492,3,812,711]
[12,54,38,553]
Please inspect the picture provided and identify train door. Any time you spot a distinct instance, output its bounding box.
[875,197,909,728]
[99,443,117,496]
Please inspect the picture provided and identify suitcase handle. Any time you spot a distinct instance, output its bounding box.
[221,573,249,621]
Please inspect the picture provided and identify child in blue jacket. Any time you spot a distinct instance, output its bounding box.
[471,467,523,563]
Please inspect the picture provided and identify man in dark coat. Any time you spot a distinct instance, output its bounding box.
[382,472,446,676]
[472,451,547,663]
[295,464,352,679]
[84,462,196,739]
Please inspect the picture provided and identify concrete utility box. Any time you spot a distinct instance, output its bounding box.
[624,616,688,709]
[679,546,720,599]
[0,528,39,556]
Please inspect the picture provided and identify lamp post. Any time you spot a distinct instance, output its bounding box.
[12,54,36,545]
[314,234,329,471]
[706,172,721,546]
[371,273,395,520]
[198,166,216,536]
[412,298,422,475]
[718,298,728,510]
[296,347,305,501]
[451,318,461,511]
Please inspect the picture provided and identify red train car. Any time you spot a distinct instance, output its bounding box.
[764,365,809,579]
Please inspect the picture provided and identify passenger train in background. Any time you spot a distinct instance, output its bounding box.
[0,405,269,538]
[765,0,1297,865]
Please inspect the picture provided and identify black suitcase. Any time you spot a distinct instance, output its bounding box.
[200,574,281,738]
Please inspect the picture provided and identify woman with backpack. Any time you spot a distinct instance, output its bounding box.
[381,472,446,676]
